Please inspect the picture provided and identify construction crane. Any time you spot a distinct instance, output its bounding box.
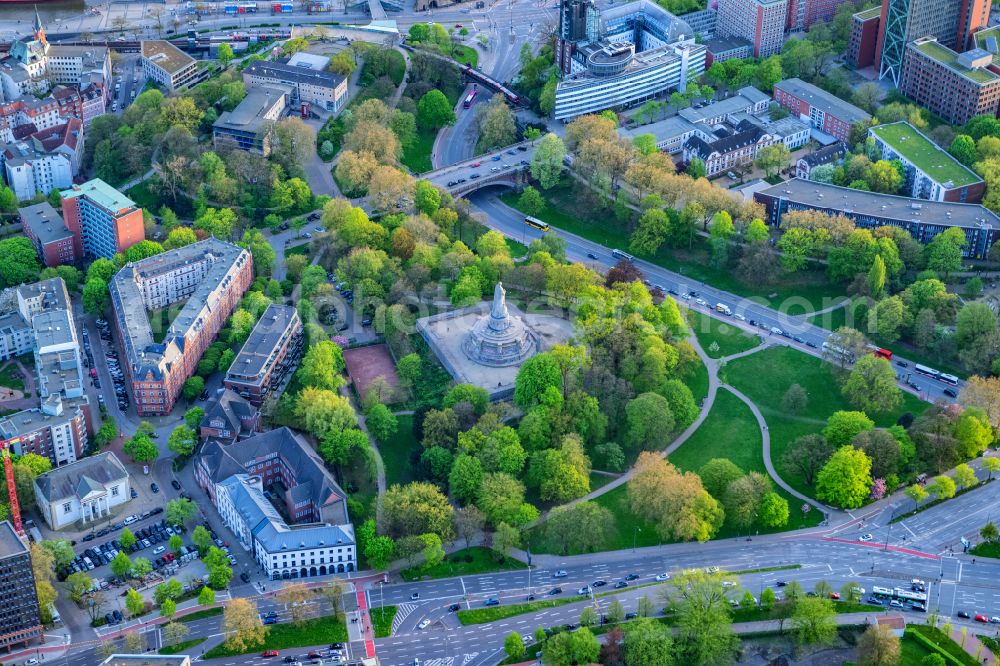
[2,447,22,536]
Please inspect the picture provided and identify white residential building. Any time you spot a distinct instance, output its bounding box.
[140,41,198,92]
[33,452,130,530]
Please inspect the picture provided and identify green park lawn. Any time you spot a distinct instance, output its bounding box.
[498,182,845,312]
[370,606,397,638]
[0,363,24,392]
[724,346,929,497]
[400,547,526,581]
[203,615,347,658]
[686,309,761,359]
[451,44,478,67]
[683,354,710,405]
[379,415,419,488]
[401,125,437,174]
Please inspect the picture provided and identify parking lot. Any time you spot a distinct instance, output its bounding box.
[90,317,131,413]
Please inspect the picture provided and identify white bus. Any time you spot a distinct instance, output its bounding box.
[939,373,959,386]
[914,364,940,380]
[611,249,634,262]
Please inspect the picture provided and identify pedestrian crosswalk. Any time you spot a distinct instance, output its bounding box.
[391,602,419,635]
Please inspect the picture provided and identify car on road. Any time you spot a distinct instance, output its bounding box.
[448,604,460,612]
[695,298,708,306]
[890,600,904,608]
[859,533,873,542]
[957,611,970,618]
[577,586,591,595]
[829,592,841,600]
[484,597,499,606]
[263,616,279,625]
[314,226,324,233]
[150,483,159,493]
[548,587,562,595]
[592,580,607,587]
[492,155,501,161]
[867,597,883,605]
[411,592,419,600]
[944,388,958,398]
[418,619,432,629]
[586,253,598,260]
[991,617,1000,624]
[262,650,279,657]
[625,573,639,581]
[975,614,989,623]
[705,567,719,574]
[614,581,627,589]
[553,570,567,578]
[240,572,251,583]
[775,581,786,587]
[655,573,670,581]
[171,480,181,490]
[471,162,481,167]
[770,327,783,336]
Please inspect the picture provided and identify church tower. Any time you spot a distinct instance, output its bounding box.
[33,7,47,48]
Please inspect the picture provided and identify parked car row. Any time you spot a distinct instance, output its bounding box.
[57,515,174,581]
[97,321,131,412]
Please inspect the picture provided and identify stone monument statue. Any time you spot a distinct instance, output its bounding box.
[461,282,537,367]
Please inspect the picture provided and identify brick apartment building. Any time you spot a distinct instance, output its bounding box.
[19,201,76,266]
[715,0,787,57]
[60,178,145,261]
[223,304,303,407]
[773,77,871,142]
[110,239,253,417]
[847,6,881,68]
[899,37,1000,126]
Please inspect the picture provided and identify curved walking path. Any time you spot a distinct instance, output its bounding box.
[723,382,830,516]
[529,330,720,525]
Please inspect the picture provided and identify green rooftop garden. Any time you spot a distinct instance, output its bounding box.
[916,39,998,84]
[974,26,1000,65]
[871,122,981,186]
[855,6,881,19]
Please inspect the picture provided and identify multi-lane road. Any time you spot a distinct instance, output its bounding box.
[468,190,964,404]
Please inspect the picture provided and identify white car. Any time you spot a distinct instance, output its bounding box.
[705,566,720,574]
[770,327,783,336]
[577,586,591,595]
[553,570,567,578]
[722,581,737,589]
[859,533,873,542]
[733,313,746,321]
[695,298,708,306]
[152,546,165,554]
[655,573,670,581]
[417,618,431,630]
[123,515,137,525]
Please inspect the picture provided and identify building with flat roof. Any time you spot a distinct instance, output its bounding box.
[100,656,191,666]
[678,8,717,37]
[552,0,707,121]
[773,77,871,142]
[716,0,787,57]
[875,0,991,83]
[223,304,302,407]
[212,86,288,155]
[109,239,253,416]
[754,178,1000,258]
[704,36,753,64]
[1,118,82,201]
[60,178,145,261]
[194,427,355,580]
[899,37,1000,126]
[869,122,984,202]
[847,6,881,68]
[242,60,348,112]
[19,201,76,266]
[0,520,42,650]
[140,40,198,91]
[785,0,858,32]
[33,452,130,530]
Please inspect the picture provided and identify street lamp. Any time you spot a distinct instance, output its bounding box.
[633,527,641,552]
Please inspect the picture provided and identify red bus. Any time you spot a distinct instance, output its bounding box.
[463,90,478,109]
[866,344,892,360]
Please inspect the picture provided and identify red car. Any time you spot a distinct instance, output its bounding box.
[471,162,481,168]
[975,614,989,623]
[829,592,841,600]
[262,650,279,657]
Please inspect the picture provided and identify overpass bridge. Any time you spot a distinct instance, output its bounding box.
[421,140,536,197]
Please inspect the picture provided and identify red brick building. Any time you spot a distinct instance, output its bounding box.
[899,37,1000,126]
[773,77,872,142]
[110,239,253,417]
[60,178,144,261]
[847,6,881,68]
[19,201,76,267]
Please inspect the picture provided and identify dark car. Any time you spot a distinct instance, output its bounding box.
[625,573,639,581]
[896,360,908,368]
[944,388,958,398]
[592,580,607,587]
[548,587,562,595]
[448,604,460,612]
[484,597,500,606]
[614,581,628,589]
[199,389,210,401]
[83,533,96,542]
[130,487,137,499]
[105,612,115,625]
[776,581,787,587]
[517,145,528,151]
[586,252,598,260]
[625,612,638,619]
[957,611,971,619]
[240,572,251,583]
[171,480,182,490]
[150,483,159,493]
[112,610,123,623]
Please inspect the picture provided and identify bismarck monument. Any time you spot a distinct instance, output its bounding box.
[417,282,573,399]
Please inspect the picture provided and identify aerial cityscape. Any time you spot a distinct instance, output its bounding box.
[0,0,995,664]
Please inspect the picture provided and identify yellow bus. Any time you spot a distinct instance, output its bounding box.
[524,216,550,232]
